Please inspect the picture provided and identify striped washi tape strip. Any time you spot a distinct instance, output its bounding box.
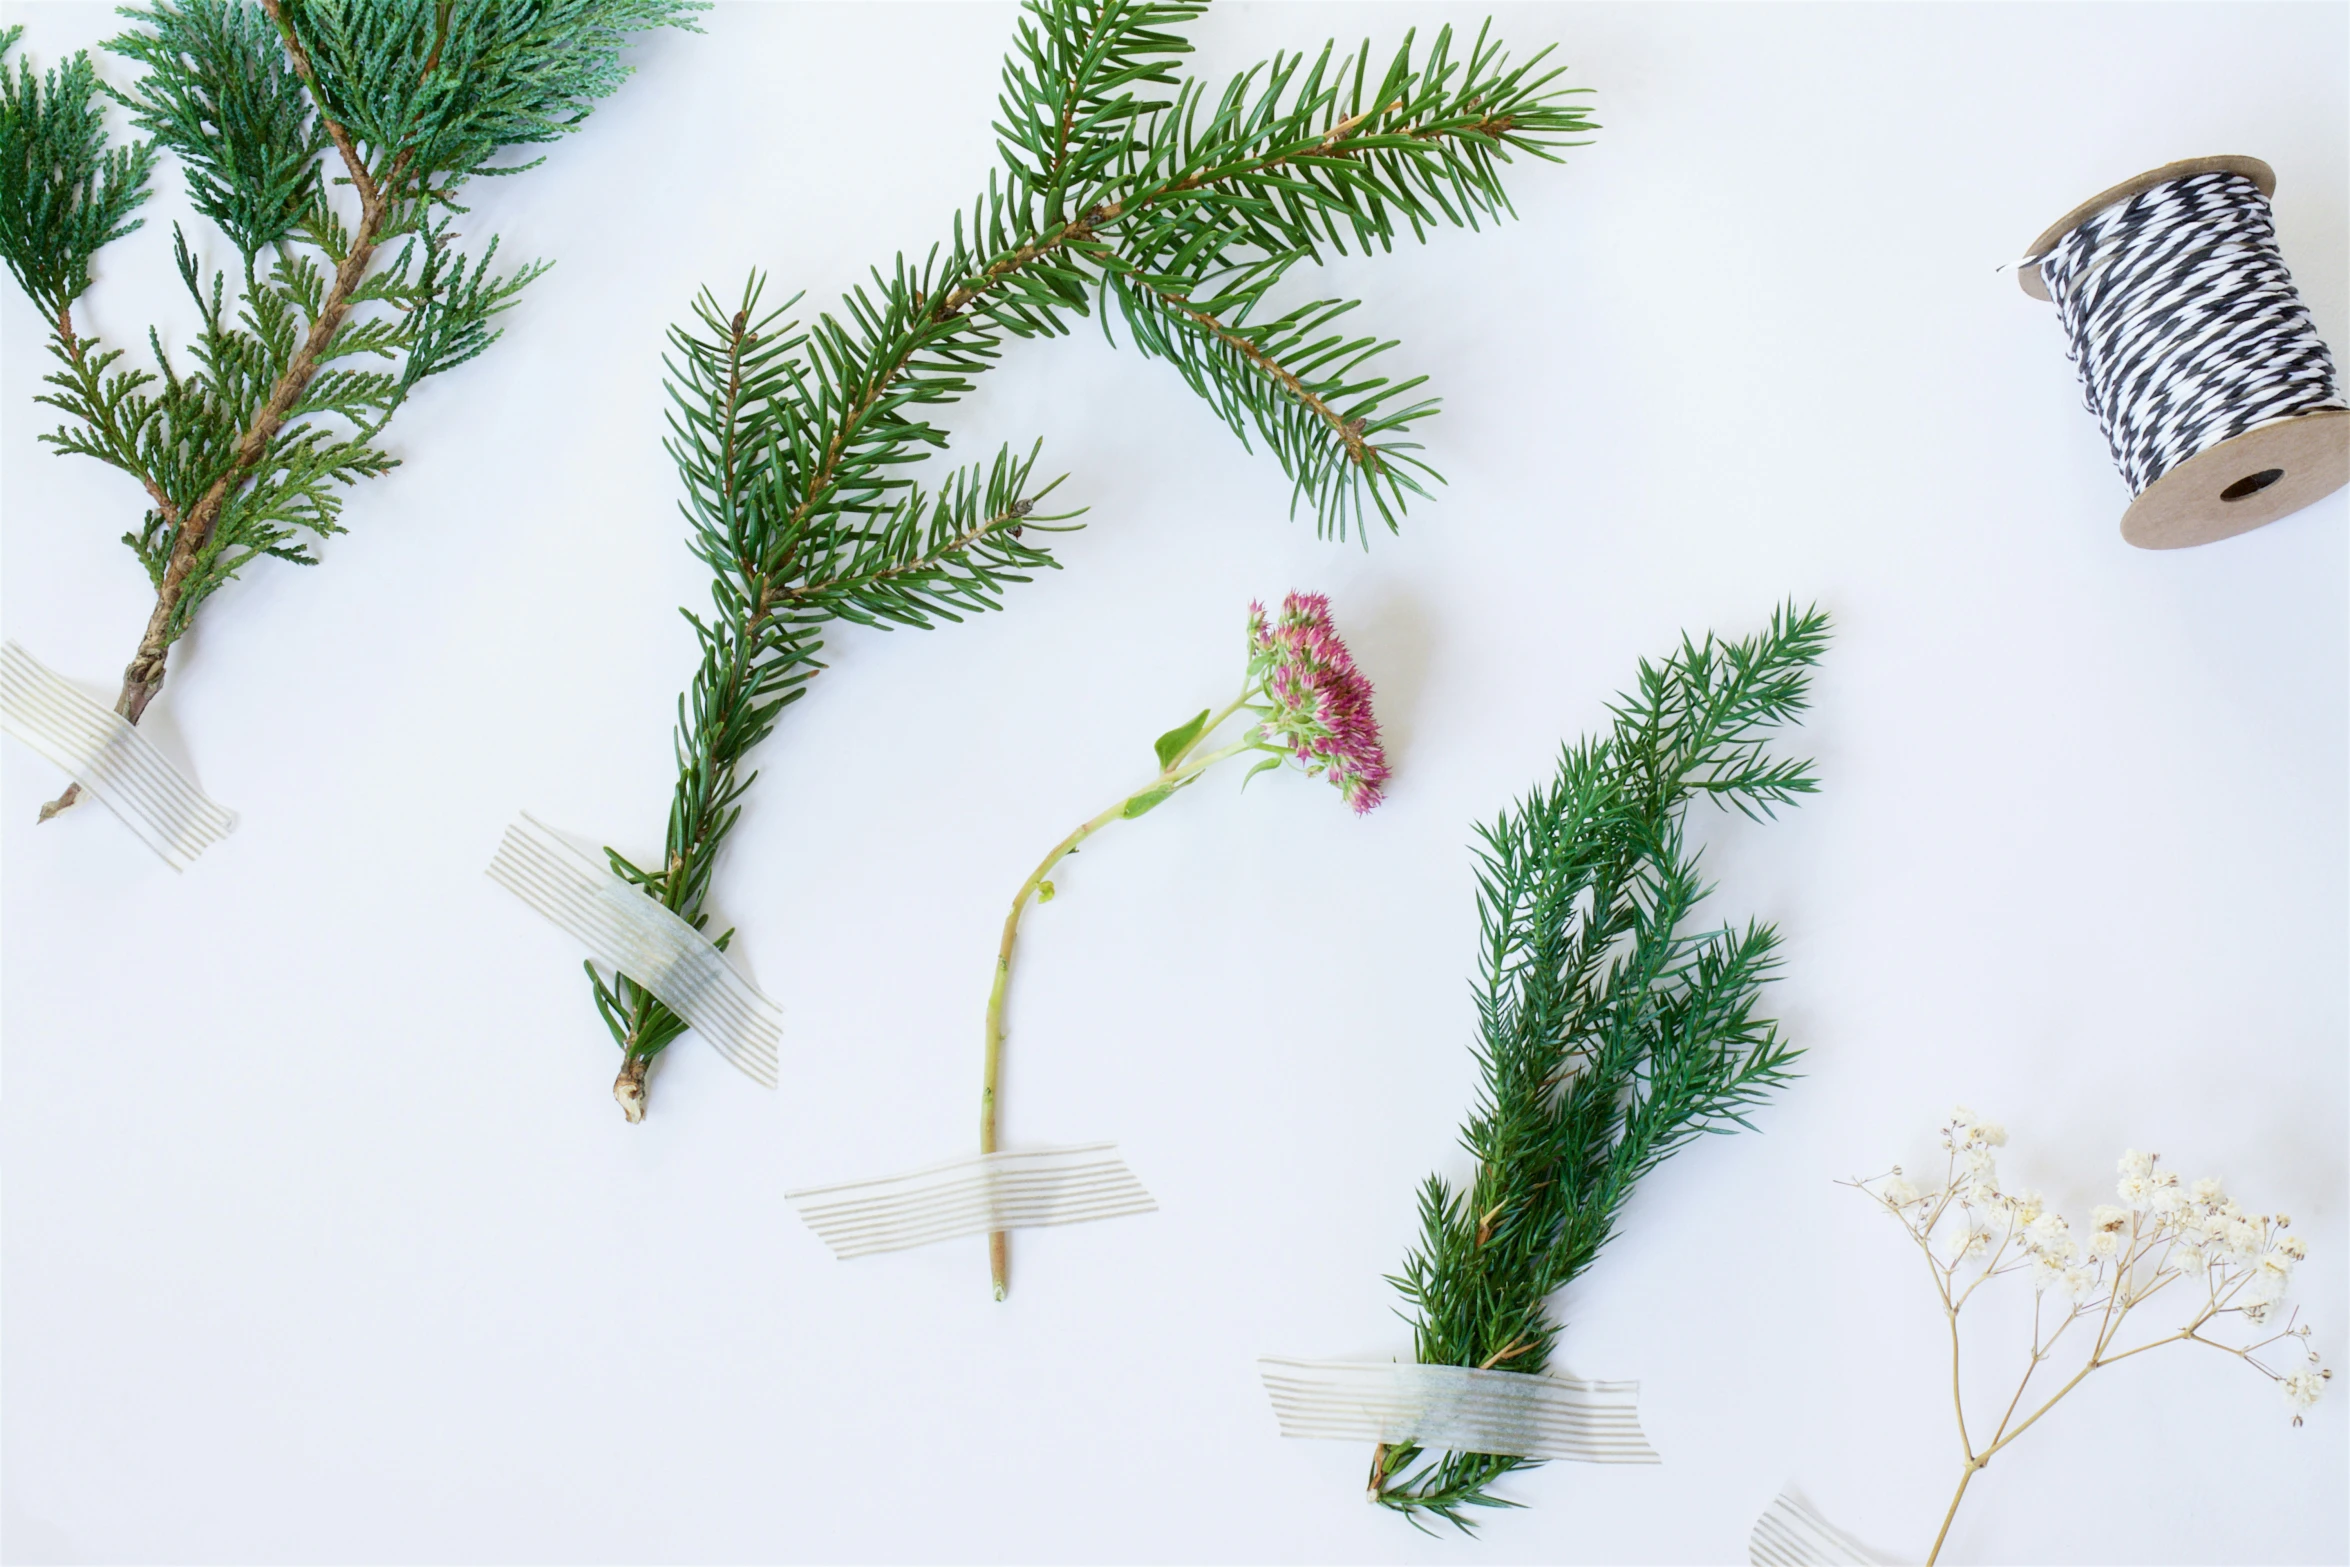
[1749,1488,1882,1566]
[0,640,236,870]
[786,1143,1156,1259]
[1256,1357,1660,1463]
[487,812,780,1088]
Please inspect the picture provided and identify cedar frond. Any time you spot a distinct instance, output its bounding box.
[1373,605,1828,1528]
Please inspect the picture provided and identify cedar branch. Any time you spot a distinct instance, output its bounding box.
[42,0,403,820]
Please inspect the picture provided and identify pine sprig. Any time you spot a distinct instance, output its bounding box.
[591,0,1592,1117]
[0,0,693,820]
[602,280,1078,1116]
[1372,604,1830,1530]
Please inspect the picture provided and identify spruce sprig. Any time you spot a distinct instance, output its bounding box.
[1371,604,1830,1530]
[0,0,695,822]
[593,0,1593,1118]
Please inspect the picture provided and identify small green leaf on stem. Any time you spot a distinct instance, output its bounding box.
[1240,753,1284,791]
[1153,708,1212,771]
[1122,782,1179,818]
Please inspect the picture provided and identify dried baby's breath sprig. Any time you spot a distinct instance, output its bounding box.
[1852,1110,2331,1564]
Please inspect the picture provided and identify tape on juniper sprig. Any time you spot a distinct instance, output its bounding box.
[1748,1488,1883,1567]
[786,1144,1156,1259]
[2018,155,2348,550]
[0,640,236,869]
[486,812,780,1088]
[1255,1357,1659,1464]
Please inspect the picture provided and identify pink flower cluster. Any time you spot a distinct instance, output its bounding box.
[1247,592,1390,814]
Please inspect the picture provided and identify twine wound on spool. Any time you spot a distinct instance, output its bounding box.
[2019,156,2348,549]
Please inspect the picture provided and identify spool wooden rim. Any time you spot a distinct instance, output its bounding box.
[2016,155,2275,301]
[2119,410,2349,550]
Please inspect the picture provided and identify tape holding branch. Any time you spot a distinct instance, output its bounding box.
[0,640,236,869]
[786,1143,1157,1259]
[1748,1488,1884,1567]
[486,812,780,1088]
[1255,1357,1659,1464]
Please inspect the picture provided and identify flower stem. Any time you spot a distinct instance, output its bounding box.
[982,795,1127,1300]
[1927,1460,1980,1566]
[980,718,1257,1299]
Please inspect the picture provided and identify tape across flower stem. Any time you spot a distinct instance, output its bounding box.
[786,1144,1157,1259]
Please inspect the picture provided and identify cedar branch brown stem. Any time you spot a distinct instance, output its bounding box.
[40,0,401,821]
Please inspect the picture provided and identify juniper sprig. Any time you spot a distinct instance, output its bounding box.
[1370,604,1830,1530]
[0,0,696,822]
[591,0,1594,1119]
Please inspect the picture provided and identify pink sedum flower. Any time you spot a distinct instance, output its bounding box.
[1247,592,1390,814]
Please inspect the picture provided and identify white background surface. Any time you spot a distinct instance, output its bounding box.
[2,3,2344,1562]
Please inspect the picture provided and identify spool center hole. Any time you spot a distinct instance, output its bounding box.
[2221,468,2285,502]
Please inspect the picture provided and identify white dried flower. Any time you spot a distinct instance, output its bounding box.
[2119,1148,2155,1181]
[2280,1235,2309,1262]
[2117,1172,2154,1208]
[2242,1252,2296,1307]
[2089,1228,2123,1260]
[2191,1177,2226,1205]
[2025,1211,2073,1256]
[2149,1183,2186,1218]
[1880,1174,1921,1207]
[2062,1267,2099,1300]
[2009,1189,2045,1226]
[2091,1204,2130,1232]
[2283,1369,2329,1413]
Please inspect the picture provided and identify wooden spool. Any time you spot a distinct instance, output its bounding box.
[2020,155,2349,551]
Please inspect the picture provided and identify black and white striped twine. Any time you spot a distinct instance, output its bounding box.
[2034,170,2343,496]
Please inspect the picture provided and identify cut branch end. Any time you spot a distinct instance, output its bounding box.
[614,1054,651,1122]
